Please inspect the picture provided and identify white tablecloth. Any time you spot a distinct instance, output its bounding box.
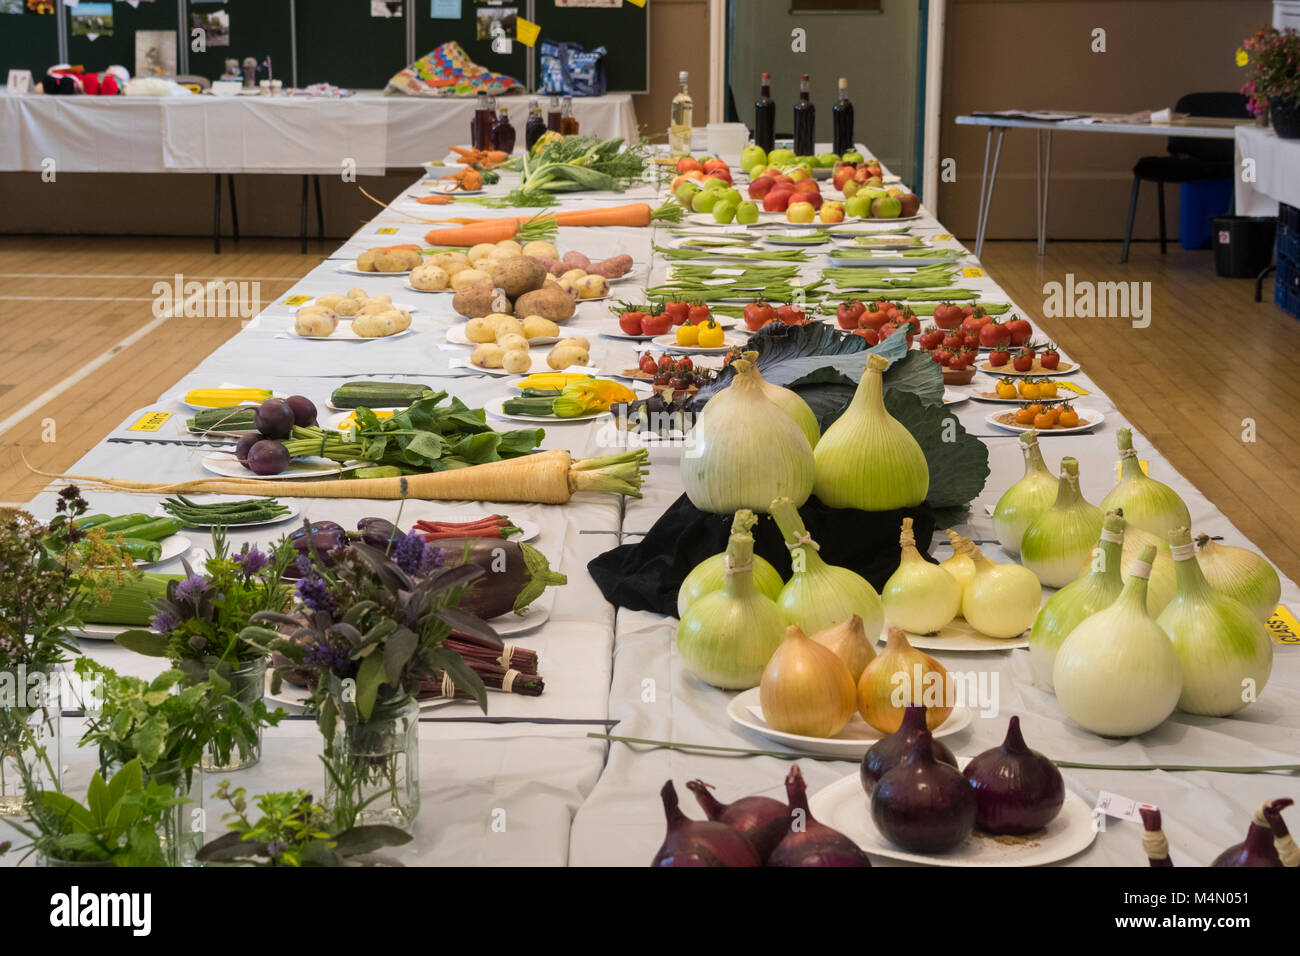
[0,91,639,175]
[9,150,1299,867]
[1234,125,1300,216]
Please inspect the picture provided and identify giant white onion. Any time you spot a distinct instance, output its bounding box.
[1028,510,1127,690]
[683,356,814,514]
[676,513,786,688]
[1020,457,1104,588]
[738,350,820,448]
[677,510,785,617]
[812,353,928,511]
[882,517,961,635]
[1089,520,1176,617]
[1157,527,1272,717]
[769,495,884,638]
[1099,428,1190,544]
[1053,545,1182,737]
[992,430,1058,557]
[1195,534,1282,624]
[956,539,1043,639]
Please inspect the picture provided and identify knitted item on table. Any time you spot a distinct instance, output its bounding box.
[385,42,520,97]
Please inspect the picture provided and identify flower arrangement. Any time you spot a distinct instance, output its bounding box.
[1238,25,1300,115]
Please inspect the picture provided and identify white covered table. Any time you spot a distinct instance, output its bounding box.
[1234,125,1300,216]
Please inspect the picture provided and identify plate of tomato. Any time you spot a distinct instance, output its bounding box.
[987,404,1104,435]
[977,343,1077,376]
[740,300,814,331]
[648,331,748,355]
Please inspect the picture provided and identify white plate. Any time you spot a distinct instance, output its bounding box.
[600,327,661,341]
[451,354,599,377]
[941,388,968,406]
[201,452,344,480]
[881,617,1029,651]
[337,263,412,278]
[427,185,484,196]
[763,232,830,246]
[291,301,418,314]
[265,677,456,714]
[808,766,1098,867]
[484,603,549,636]
[961,385,1086,404]
[444,325,574,348]
[292,325,413,342]
[727,687,973,758]
[401,278,454,295]
[648,332,748,354]
[134,534,192,568]
[977,359,1078,377]
[152,495,301,529]
[177,388,286,412]
[984,408,1105,436]
[482,395,604,423]
[70,623,128,641]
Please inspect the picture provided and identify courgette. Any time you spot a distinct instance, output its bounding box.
[329,382,433,409]
[119,517,182,542]
[121,538,163,563]
[94,514,154,534]
[80,573,182,626]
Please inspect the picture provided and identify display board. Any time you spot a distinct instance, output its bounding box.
[0,9,59,80]
[531,0,647,94]
[187,0,294,89]
[294,2,406,91]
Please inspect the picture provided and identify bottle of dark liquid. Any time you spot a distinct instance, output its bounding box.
[492,107,517,154]
[547,95,563,132]
[472,90,494,150]
[525,97,546,150]
[793,74,815,157]
[832,77,854,156]
[561,95,579,135]
[753,72,775,153]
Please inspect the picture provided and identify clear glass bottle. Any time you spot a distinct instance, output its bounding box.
[525,97,546,150]
[832,77,854,156]
[547,94,563,132]
[793,73,816,157]
[493,107,517,154]
[561,95,580,135]
[670,70,694,158]
[754,72,775,153]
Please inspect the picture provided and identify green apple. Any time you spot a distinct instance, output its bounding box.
[863,186,889,199]
[842,151,864,164]
[842,180,860,199]
[703,177,731,193]
[845,195,872,219]
[691,189,719,213]
[712,201,739,224]
[734,200,759,225]
[748,163,768,179]
[815,153,839,168]
[723,188,743,205]
[740,145,767,172]
[786,201,816,224]
[768,148,796,167]
[675,182,702,206]
[870,195,903,219]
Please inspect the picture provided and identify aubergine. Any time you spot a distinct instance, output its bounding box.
[356,517,403,550]
[434,537,566,619]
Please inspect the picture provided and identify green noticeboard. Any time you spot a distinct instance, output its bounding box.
[532,1,648,94]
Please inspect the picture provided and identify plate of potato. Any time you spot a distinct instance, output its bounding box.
[339,246,425,276]
[290,289,415,339]
[447,312,571,347]
[454,328,593,377]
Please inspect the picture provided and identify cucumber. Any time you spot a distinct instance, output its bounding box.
[118,517,182,542]
[121,538,163,563]
[329,382,432,409]
[94,514,154,534]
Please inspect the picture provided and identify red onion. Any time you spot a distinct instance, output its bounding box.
[767,765,872,867]
[685,780,788,862]
[860,704,958,796]
[871,730,976,853]
[650,781,760,867]
[1263,798,1298,866]
[1139,806,1174,867]
[962,715,1064,835]
[1212,799,1293,868]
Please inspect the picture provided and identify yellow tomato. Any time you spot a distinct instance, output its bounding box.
[1039,381,1058,398]
[1019,381,1041,399]
[697,319,725,348]
[996,379,1017,399]
[675,322,699,346]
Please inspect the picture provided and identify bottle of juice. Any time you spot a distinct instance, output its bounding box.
[547,95,563,132]
[561,95,579,135]
[793,74,815,157]
[472,90,494,150]
[753,72,775,153]
[832,77,854,156]
[493,107,517,154]
[525,97,546,150]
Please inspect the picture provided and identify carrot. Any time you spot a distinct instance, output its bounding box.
[484,150,508,166]
[415,195,453,205]
[544,204,654,228]
[45,449,650,503]
[423,218,521,247]
[373,243,423,253]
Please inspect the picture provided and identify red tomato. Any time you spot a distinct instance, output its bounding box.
[962,331,981,350]
[852,327,880,345]
[988,347,1011,367]
[878,321,900,341]
[961,316,984,335]
[676,356,694,371]
[929,348,947,364]
[1040,347,1061,370]
[947,353,968,371]
[978,321,1010,348]
[836,299,866,330]
[932,303,961,330]
[642,312,673,336]
[639,354,657,374]
[619,313,644,336]
[941,331,963,351]
[687,304,712,324]
[860,305,891,332]
[1012,349,1035,372]
[662,301,689,325]
[776,304,806,325]
[743,301,776,331]
[961,304,976,317]
[1005,317,1033,347]
[657,354,674,371]
[919,327,944,350]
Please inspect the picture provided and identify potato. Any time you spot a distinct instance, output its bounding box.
[346,288,369,301]
[576,274,610,299]
[467,243,496,263]
[515,287,576,322]
[451,281,498,318]
[397,250,423,270]
[495,239,523,256]
[498,333,529,353]
[409,263,449,291]
[471,343,504,368]
[295,307,338,337]
[521,315,560,340]
[391,309,412,332]
[491,256,547,300]
[432,251,470,269]
[315,294,345,310]
[374,251,411,273]
[560,268,588,284]
[492,316,525,340]
[356,250,378,271]
[564,336,591,350]
[441,259,473,280]
[547,344,590,370]
[353,311,400,338]
[522,240,559,261]
[334,297,360,317]
[450,268,492,291]
[464,316,497,343]
[358,299,392,315]
[371,293,393,305]
[555,278,579,299]
[488,246,522,264]
[501,349,532,374]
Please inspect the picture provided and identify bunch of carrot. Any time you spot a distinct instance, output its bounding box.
[413,514,521,541]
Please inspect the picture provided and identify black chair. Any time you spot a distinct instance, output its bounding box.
[1121,92,1250,263]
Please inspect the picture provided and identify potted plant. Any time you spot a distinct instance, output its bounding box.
[115,528,294,771]
[243,529,501,830]
[3,758,183,867]
[0,486,131,814]
[1239,25,1300,138]
[74,659,281,865]
[196,782,412,866]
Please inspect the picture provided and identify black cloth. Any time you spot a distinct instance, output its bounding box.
[588,494,939,616]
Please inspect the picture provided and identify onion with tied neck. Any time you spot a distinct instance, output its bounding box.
[1020,456,1104,588]
[1213,799,1297,867]
[954,537,1042,639]
[676,510,784,618]
[939,529,976,591]
[1156,526,1272,717]
[682,356,814,515]
[992,430,1058,557]
[882,517,961,635]
[1099,428,1190,544]
[737,349,820,448]
[1194,533,1281,624]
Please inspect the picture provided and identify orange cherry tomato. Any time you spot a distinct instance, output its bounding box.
[1058,406,1080,428]
[1014,407,1036,425]
[1033,411,1054,429]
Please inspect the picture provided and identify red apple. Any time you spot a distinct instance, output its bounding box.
[705,168,732,185]
[762,188,794,212]
[799,191,823,210]
[819,200,845,223]
[833,166,856,191]
[747,176,777,200]
[676,157,702,174]
[702,158,729,176]
[792,179,821,196]
[773,175,795,188]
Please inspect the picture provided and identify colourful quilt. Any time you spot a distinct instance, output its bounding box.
[386,42,521,97]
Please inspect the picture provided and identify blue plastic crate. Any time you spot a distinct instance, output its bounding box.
[1276,252,1300,318]
[1279,202,1300,240]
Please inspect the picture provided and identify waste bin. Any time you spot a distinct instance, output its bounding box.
[1211,216,1276,278]
[1180,180,1233,250]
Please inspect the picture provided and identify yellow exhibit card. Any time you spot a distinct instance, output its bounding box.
[129,412,172,432]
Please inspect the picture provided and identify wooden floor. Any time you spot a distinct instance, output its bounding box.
[1,235,1298,582]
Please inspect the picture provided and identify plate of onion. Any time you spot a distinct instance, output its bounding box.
[809,758,1097,867]
[882,617,1030,651]
[986,407,1105,436]
[727,688,972,757]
